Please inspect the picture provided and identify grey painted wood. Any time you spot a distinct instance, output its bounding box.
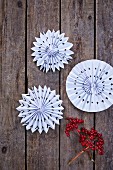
[96,0,113,169]
[27,0,60,169]
[60,0,94,169]
[0,0,113,169]
[0,0,25,169]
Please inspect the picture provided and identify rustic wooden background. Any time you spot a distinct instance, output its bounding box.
[0,0,113,169]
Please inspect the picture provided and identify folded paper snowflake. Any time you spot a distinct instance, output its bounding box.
[66,59,113,112]
[31,30,74,72]
[17,86,64,133]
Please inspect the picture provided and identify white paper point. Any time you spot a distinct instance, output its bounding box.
[66,59,113,112]
[31,30,74,72]
[17,85,64,133]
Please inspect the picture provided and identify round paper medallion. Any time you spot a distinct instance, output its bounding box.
[66,60,113,112]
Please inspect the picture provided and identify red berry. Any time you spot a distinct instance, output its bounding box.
[65,117,104,156]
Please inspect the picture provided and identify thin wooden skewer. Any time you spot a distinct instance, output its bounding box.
[86,150,95,163]
[68,146,89,165]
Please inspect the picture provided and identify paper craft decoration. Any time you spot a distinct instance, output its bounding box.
[17,85,64,133]
[31,30,74,72]
[66,59,113,112]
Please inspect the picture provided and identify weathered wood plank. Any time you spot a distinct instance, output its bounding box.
[96,0,113,169]
[27,0,60,169]
[60,0,94,169]
[0,0,25,169]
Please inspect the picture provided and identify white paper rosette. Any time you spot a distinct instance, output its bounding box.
[31,30,74,72]
[17,86,64,133]
[66,59,113,112]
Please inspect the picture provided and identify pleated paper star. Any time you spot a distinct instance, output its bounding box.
[17,85,64,133]
[31,30,74,72]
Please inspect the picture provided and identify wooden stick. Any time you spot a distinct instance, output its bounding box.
[86,150,95,163]
[68,147,89,165]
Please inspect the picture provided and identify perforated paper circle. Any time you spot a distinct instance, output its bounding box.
[66,59,113,112]
[17,85,64,133]
[31,30,74,72]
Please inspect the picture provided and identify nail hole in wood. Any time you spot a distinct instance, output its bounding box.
[88,15,92,20]
[17,1,22,8]
[2,146,7,154]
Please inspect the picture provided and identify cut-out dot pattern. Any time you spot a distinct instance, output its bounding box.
[17,85,64,133]
[66,59,113,112]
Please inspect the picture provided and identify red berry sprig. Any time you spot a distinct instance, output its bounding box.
[65,117,84,136]
[79,127,104,155]
[65,117,104,165]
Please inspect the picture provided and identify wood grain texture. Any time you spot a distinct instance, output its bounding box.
[60,0,94,169]
[27,0,60,169]
[96,0,113,169]
[0,0,113,169]
[0,0,25,170]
